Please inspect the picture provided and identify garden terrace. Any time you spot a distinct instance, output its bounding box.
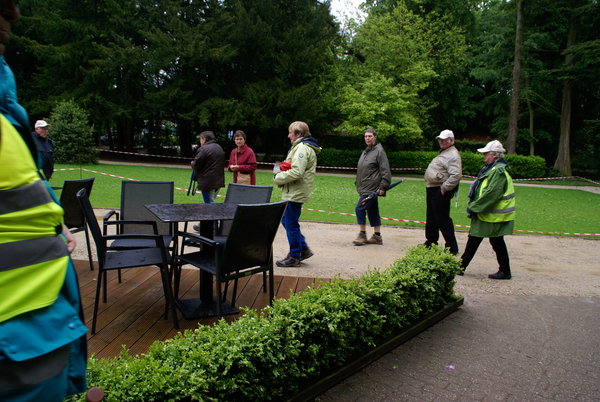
[74,259,330,360]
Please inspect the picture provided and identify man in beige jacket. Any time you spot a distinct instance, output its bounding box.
[423,129,462,254]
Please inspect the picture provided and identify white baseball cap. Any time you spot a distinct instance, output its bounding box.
[436,129,454,140]
[477,140,506,154]
[35,120,50,128]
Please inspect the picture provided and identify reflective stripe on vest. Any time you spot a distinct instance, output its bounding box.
[0,180,53,215]
[0,114,68,324]
[477,166,515,223]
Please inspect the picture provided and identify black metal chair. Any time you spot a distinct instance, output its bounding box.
[103,180,174,249]
[58,177,95,271]
[103,181,175,283]
[179,183,274,299]
[77,188,179,334]
[181,183,273,250]
[215,183,273,243]
[174,200,288,319]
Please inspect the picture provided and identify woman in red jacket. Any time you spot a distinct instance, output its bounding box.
[228,130,257,185]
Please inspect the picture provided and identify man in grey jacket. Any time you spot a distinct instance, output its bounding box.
[353,128,391,245]
[423,129,462,254]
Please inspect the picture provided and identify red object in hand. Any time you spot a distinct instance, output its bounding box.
[279,161,292,171]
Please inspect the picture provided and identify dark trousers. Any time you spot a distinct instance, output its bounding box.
[425,186,458,253]
[355,195,381,227]
[460,235,511,274]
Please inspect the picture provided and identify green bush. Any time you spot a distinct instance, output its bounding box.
[317,148,547,179]
[78,246,459,402]
[454,139,488,153]
[49,100,98,164]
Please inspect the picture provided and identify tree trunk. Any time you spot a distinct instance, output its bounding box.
[178,119,193,158]
[507,0,524,155]
[525,72,535,156]
[554,0,577,176]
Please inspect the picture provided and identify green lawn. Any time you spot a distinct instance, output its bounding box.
[52,163,600,237]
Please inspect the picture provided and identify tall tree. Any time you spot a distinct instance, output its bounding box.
[554,0,577,176]
[336,0,467,147]
[507,0,523,154]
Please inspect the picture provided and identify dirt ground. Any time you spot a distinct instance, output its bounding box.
[72,210,600,300]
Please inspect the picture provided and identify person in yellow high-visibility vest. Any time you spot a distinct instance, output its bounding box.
[0,1,88,401]
[458,140,515,280]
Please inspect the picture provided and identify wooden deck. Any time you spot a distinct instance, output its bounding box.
[73,260,330,360]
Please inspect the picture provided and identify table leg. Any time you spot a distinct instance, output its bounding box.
[173,218,240,319]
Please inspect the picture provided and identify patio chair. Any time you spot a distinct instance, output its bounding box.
[77,188,179,334]
[179,183,274,298]
[103,181,175,282]
[215,183,273,242]
[103,180,174,248]
[174,200,287,319]
[181,183,273,250]
[58,177,95,271]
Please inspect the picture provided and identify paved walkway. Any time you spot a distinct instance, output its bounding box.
[315,294,600,402]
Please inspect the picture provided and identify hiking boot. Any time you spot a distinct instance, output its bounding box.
[300,247,314,261]
[276,254,301,267]
[489,271,511,280]
[353,232,367,246]
[366,233,383,245]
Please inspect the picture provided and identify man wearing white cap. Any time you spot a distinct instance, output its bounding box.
[32,119,54,180]
[458,140,515,280]
[423,129,462,255]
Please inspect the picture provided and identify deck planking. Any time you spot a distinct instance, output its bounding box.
[72,260,330,360]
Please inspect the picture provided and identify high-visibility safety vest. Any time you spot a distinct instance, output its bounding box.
[0,113,68,324]
[477,164,515,223]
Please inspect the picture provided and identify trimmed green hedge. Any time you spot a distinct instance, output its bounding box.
[317,148,547,179]
[78,246,460,402]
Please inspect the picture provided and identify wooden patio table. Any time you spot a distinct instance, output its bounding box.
[145,203,239,319]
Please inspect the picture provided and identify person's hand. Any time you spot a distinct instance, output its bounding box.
[64,225,77,253]
[466,208,473,218]
[231,165,239,172]
[441,187,446,195]
[378,189,386,196]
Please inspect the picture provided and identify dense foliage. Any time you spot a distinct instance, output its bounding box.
[317,148,547,178]
[77,246,459,402]
[48,100,98,164]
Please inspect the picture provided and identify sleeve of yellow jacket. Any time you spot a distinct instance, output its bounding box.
[273,142,308,185]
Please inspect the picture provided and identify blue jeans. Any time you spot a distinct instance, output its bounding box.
[281,201,307,259]
[355,195,381,227]
[201,189,219,204]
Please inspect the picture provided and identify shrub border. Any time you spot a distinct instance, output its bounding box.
[286,298,464,402]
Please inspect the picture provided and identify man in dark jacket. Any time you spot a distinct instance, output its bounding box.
[353,128,391,245]
[32,120,54,181]
[191,131,225,204]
